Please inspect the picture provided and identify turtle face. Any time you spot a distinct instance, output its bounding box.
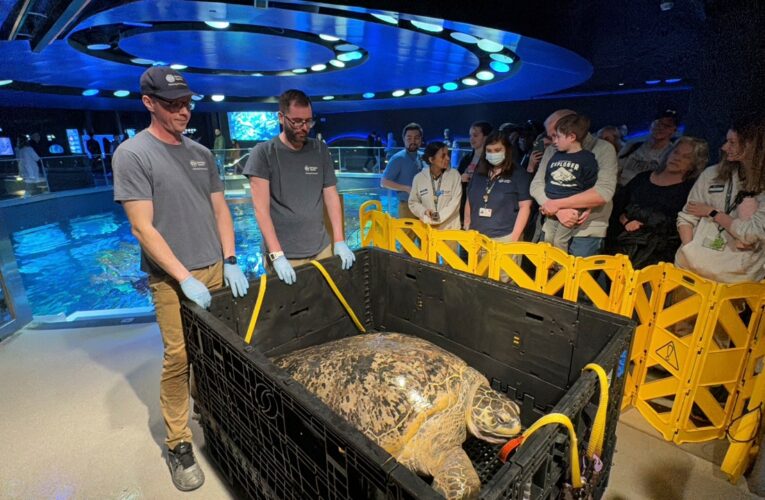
[466,385,522,443]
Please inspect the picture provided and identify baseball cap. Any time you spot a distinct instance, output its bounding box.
[656,109,680,126]
[139,67,194,100]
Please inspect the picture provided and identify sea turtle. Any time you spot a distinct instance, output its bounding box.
[272,332,522,499]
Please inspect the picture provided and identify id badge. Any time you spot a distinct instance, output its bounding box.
[702,234,726,251]
[479,207,492,218]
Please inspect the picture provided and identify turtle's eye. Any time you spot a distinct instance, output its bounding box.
[497,411,511,424]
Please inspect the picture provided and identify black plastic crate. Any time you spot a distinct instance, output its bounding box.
[182,248,634,499]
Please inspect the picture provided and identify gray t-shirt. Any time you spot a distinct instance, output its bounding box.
[113,130,224,274]
[618,141,672,186]
[243,137,336,258]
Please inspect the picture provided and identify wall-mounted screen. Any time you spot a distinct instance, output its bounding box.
[66,129,83,154]
[228,111,280,142]
[0,137,14,156]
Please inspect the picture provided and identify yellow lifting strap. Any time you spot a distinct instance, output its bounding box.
[582,363,610,460]
[309,260,366,333]
[244,274,268,344]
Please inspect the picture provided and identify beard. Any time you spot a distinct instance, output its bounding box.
[406,143,418,152]
[285,126,307,145]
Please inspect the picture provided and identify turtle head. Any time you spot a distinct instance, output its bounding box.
[466,384,522,443]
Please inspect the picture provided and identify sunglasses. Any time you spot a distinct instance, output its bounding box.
[152,95,195,112]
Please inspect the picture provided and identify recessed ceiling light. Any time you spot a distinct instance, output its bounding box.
[476,71,495,81]
[170,64,188,70]
[426,85,441,93]
[322,95,335,100]
[362,92,375,99]
[410,20,443,33]
[82,88,99,96]
[490,61,510,73]
[211,94,225,102]
[152,61,168,66]
[87,43,111,50]
[205,21,230,29]
[319,34,340,42]
[335,43,359,52]
[618,82,625,86]
[292,68,307,74]
[645,79,661,85]
[409,88,423,95]
[191,94,204,101]
[461,78,478,86]
[450,32,478,44]
[329,59,345,68]
[490,53,514,64]
[371,13,398,24]
[130,58,154,65]
[113,90,130,97]
[311,64,327,72]
[0,79,13,86]
[665,78,682,83]
[392,90,405,97]
[477,39,503,53]
[337,51,362,62]
[251,73,264,77]
[443,82,458,91]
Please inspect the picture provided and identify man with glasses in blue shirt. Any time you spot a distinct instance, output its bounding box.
[243,89,355,285]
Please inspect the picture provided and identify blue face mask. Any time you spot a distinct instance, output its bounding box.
[485,151,505,166]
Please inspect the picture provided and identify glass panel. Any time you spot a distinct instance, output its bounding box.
[0,273,13,327]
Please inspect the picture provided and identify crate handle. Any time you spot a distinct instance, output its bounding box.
[244,274,268,344]
[497,412,583,489]
[309,260,366,333]
[582,363,609,460]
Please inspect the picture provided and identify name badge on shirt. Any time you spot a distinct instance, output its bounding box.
[708,184,725,193]
[479,207,493,217]
[702,234,726,251]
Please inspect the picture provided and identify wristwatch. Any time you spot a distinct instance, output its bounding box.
[224,255,237,265]
[267,251,284,262]
[708,209,719,219]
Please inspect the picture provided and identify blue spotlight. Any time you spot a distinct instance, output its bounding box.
[335,44,359,52]
[0,79,13,86]
[426,85,441,93]
[87,43,111,50]
[292,68,307,74]
[490,61,510,73]
[477,39,503,53]
[82,89,99,96]
[450,32,478,44]
[443,82,458,91]
[409,88,423,95]
[645,79,661,85]
[476,71,495,81]
[665,78,682,83]
[130,58,154,65]
[362,92,376,98]
[490,53,514,64]
[337,51,362,62]
[113,90,130,97]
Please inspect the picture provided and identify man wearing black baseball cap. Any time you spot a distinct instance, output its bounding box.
[618,108,680,185]
[113,66,249,491]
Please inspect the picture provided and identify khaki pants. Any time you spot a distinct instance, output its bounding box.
[398,200,415,220]
[481,233,521,283]
[265,244,334,273]
[149,261,223,449]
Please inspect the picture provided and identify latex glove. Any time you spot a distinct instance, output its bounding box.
[224,263,249,298]
[180,276,212,309]
[272,255,296,285]
[334,241,356,270]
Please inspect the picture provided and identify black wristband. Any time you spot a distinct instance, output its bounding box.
[708,209,719,219]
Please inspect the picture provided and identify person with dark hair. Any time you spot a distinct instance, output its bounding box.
[675,115,765,282]
[464,131,532,279]
[381,122,425,219]
[618,109,679,185]
[457,121,493,223]
[408,141,462,231]
[113,66,249,492]
[243,89,354,285]
[607,137,709,268]
[541,114,599,251]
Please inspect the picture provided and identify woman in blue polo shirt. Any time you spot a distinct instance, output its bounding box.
[464,131,532,277]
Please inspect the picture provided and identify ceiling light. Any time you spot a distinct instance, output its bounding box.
[311,64,327,72]
[337,51,362,62]
[292,68,307,74]
[251,73,264,77]
[205,21,230,29]
[490,61,510,73]
[86,43,111,50]
[450,32,478,44]
[477,39,503,53]
[130,58,154,65]
[322,95,335,100]
[490,53,514,64]
[329,59,345,68]
[82,89,99,96]
[211,94,225,102]
[461,78,478,86]
[392,90,405,97]
[476,71,495,81]
[410,20,443,33]
[618,82,625,86]
[191,94,204,101]
[362,92,375,99]
[335,44,359,52]
[0,79,13,86]
[408,88,422,95]
[665,78,682,83]
[426,85,441,93]
[319,34,340,42]
[443,82,458,91]
[113,90,130,97]
[371,13,398,24]
[645,79,661,85]
[170,64,188,70]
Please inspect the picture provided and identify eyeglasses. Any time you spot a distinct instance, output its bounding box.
[152,95,195,112]
[282,113,315,129]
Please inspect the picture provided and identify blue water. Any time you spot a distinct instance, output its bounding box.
[11,190,395,317]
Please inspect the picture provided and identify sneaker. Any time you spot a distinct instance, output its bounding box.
[167,442,205,491]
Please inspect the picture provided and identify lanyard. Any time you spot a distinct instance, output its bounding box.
[430,173,443,211]
[715,180,736,236]
[483,173,500,206]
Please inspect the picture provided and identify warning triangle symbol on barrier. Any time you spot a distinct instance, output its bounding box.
[656,341,680,371]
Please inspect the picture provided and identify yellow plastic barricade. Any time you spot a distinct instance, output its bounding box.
[568,254,633,313]
[427,229,475,273]
[473,233,495,278]
[359,200,388,249]
[388,217,429,260]
[491,242,550,291]
[537,243,575,298]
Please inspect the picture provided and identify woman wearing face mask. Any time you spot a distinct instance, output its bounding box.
[464,131,533,277]
[408,142,462,230]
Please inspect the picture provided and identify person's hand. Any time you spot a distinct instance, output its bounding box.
[528,150,543,173]
[461,172,472,183]
[224,262,249,298]
[735,240,756,250]
[555,208,580,228]
[334,241,356,270]
[577,209,592,225]
[686,201,715,218]
[272,256,296,285]
[738,196,759,219]
[180,276,212,309]
[540,199,562,216]
[625,220,643,232]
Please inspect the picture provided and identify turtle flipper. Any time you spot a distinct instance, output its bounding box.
[430,448,480,499]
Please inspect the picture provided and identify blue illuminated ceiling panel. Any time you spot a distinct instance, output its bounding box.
[0,0,592,112]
